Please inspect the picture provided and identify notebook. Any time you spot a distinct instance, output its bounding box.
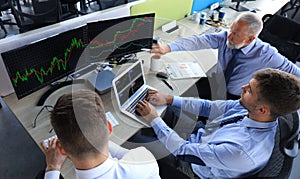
[112,60,165,127]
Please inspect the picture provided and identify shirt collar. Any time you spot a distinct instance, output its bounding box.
[241,116,277,129]
[75,155,116,179]
[240,38,257,55]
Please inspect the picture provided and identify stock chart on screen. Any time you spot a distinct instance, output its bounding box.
[1,26,87,99]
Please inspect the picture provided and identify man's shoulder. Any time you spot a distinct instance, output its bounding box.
[116,147,160,179]
[255,38,278,54]
[122,146,157,162]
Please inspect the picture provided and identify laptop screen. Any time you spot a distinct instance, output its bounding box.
[114,61,145,106]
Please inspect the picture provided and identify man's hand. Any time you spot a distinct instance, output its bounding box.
[150,44,171,55]
[136,100,158,123]
[41,138,67,172]
[146,90,173,106]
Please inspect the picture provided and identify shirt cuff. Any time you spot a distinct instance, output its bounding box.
[168,43,179,51]
[150,117,164,127]
[45,170,61,179]
[171,96,182,108]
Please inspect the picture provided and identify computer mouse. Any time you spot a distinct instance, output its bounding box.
[156,72,169,79]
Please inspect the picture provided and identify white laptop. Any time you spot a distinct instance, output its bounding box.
[112,60,165,127]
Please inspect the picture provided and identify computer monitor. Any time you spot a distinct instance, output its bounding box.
[87,13,155,63]
[230,0,256,12]
[1,26,87,99]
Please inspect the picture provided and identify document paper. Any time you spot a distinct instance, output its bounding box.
[165,61,206,79]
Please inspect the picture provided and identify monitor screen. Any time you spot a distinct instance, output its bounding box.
[1,26,87,99]
[87,13,155,62]
[114,61,145,106]
[231,0,256,12]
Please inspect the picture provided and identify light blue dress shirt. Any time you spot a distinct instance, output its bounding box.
[151,96,277,179]
[168,31,300,95]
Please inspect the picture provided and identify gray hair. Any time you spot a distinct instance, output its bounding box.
[236,12,263,37]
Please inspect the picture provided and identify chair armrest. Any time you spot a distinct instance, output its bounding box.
[287,40,300,46]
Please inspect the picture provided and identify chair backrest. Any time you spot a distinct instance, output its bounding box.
[98,0,127,10]
[246,112,300,178]
[10,0,61,33]
[258,14,300,63]
[0,0,10,11]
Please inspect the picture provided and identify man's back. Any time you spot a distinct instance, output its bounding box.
[75,146,160,179]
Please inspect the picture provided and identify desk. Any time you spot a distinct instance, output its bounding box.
[154,0,289,42]
[2,0,288,177]
[220,0,290,24]
[3,49,217,178]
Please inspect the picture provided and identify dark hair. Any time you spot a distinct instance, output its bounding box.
[253,68,300,117]
[51,90,108,159]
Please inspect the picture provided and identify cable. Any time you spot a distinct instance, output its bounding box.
[32,105,53,128]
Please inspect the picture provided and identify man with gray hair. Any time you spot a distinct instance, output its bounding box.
[151,12,300,99]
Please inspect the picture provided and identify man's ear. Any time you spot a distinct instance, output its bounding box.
[257,104,270,115]
[247,35,255,44]
[56,140,67,156]
[107,121,113,134]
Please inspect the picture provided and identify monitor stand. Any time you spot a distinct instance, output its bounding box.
[230,2,249,12]
[36,79,85,106]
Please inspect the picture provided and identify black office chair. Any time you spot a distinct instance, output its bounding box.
[245,112,300,178]
[60,0,86,20]
[258,14,300,63]
[0,0,17,37]
[10,0,61,33]
[86,0,128,11]
[280,0,300,19]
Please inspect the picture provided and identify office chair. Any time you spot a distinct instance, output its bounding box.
[10,0,61,33]
[245,112,300,178]
[0,0,17,37]
[60,0,86,20]
[99,0,128,10]
[258,14,300,63]
[280,0,300,19]
[86,0,128,11]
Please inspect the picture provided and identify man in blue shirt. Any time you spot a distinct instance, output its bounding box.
[150,12,300,99]
[135,68,300,178]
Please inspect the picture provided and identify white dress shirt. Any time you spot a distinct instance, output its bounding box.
[45,142,160,179]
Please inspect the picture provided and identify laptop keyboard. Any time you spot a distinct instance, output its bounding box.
[125,88,149,114]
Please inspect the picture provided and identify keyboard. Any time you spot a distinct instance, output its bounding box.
[125,88,149,114]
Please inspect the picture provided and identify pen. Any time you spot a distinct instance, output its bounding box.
[162,79,173,90]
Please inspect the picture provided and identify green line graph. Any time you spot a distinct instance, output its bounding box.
[12,38,84,87]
